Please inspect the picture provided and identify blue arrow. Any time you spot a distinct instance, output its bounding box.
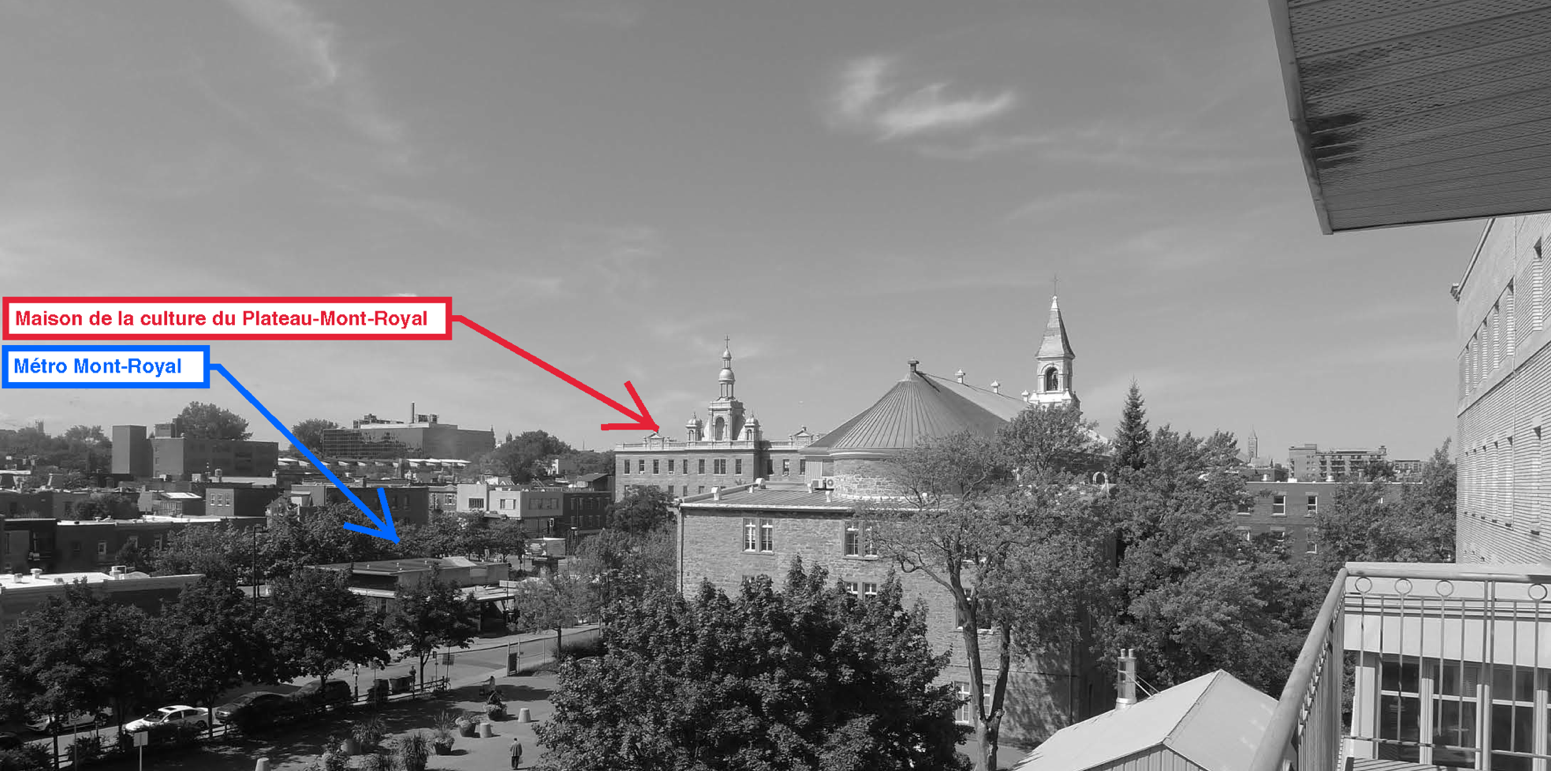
[210,364,399,543]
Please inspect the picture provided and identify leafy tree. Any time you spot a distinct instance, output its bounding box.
[0,585,160,741]
[573,528,676,614]
[288,418,339,456]
[266,502,397,577]
[259,569,392,691]
[0,744,50,771]
[538,562,968,771]
[512,573,591,653]
[486,518,526,561]
[559,450,615,477]
[1111,381,1149,475]
[1313,444,1455,569]
[174,402,251,441]
[1098,426,1306,695]
[62,425,108,445]
[73,491,137,521]
[870,404,1106,771]
[153,578,263,735]
[388,566,481,685]
[489,430,573,483]
[606,486,674,535]
[1360,459,1397,481]
[152,522,267,584]
[398,514,466,558]
[1401,440,1456,559]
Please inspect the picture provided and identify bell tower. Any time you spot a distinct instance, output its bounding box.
[1031,296,1079,410]
[706,338,746,440]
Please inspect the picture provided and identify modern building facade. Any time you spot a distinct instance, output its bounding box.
[615,342,822,501]
[675,297,1111,743]
[1287,444,1399,482]
[320,413,495,461]
[1453,213,1551,564]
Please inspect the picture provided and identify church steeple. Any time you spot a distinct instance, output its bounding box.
[1031,296,1079,410]
[707,337,745,441]
[718,337,736,400]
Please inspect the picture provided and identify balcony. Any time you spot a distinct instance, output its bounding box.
[1252,563,1551,771]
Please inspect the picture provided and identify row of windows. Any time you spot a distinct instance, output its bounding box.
[1238,494,1319,516]
[1236,525,1318,553]
[623,458,808,476]
[1462,239,1545,399]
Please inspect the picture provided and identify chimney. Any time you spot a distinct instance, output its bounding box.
[1116,649,1138,711]
[411,402,416,424]
[956,369,965,384]
[991,381,1000,395]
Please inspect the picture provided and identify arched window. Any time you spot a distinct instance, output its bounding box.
[713,416,726,441]
[1043,367,1059,393]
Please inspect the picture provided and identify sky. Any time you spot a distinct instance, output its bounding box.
[0,0,1481,462]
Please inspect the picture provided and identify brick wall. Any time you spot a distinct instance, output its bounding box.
[1457,214,1551,563]
[677,506,1098,741]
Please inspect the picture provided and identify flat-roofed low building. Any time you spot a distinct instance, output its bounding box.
[313,556,515,633]
[0,566,202,629]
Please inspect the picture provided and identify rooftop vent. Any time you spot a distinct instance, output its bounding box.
[991,381,1000,395]
[29,568,41,580]
[955,370,965,384]
[712,487,721,501]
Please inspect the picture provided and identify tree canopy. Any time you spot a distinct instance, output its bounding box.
[174,402,251,441]
[606,486,674,534]
[288,418,339,456]
[537,562,969,771]
[872,403,1107,771]
[389,567,481,685]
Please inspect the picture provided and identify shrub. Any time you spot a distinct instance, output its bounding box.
[0,744,51,771]
[395,731,431,771]
[351,715,388,755]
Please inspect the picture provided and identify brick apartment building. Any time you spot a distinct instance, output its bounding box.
[676,297,1112,743]
[289,483,433,528]
[615,341,822,501]
[455,484,611,538]
[1235,480,1407,558]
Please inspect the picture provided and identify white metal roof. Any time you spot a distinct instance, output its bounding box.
[1012,670,1275,771]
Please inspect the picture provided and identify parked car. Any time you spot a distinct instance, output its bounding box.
[212,691,285,719]
[286,680,352,715]
[123,705,210,733]
[214,691,294,726]
[26,708,114,734]
[0,732,21,750]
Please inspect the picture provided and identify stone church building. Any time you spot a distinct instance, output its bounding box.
[665,296,1112,743]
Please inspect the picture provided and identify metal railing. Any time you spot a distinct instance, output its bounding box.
[1250,568,1348,771]
[1252,563,1551,771]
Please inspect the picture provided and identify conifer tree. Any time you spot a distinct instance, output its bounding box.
[1112,381,1149,475]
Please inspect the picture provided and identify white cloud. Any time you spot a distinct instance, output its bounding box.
[224,0,413,170]
[829,56,1017,140]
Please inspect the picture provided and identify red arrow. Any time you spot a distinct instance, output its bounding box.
[452,315,659,433]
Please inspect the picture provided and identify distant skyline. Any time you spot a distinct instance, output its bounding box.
[0,0,1476,460]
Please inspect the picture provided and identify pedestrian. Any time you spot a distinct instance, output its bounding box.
[510,735,523,770]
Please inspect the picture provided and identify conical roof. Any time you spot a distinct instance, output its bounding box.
[805,368,1028,452]
[1037,296,1075,360]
